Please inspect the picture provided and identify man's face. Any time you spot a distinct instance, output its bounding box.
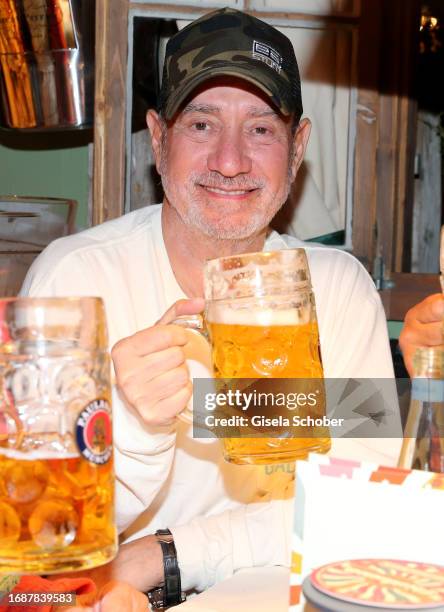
[153,80,309,240]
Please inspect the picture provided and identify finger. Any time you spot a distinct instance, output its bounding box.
[405,294,444,324]
[136,381,193,425]
[157,297,205,325]
[112,299,205,359]
[134,364,189,410]
[399,320,443,377]
[418,320,443,344]
[112,325,189,359]
[117,345,186,391]
[400,319,443,353]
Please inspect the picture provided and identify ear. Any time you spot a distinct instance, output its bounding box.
[146,109,165,174]
[289,118,311,183]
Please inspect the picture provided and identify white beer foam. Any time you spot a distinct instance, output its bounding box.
[0,447,80,460]
[207,307,308,326]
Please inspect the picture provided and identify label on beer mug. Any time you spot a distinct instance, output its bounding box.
[75,399,112,465]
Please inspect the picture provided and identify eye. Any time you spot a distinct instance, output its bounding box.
[247,122,279,144]
[254,126,269,135]
[193,121,209,131]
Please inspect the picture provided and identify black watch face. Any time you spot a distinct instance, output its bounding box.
[147,587,165,608]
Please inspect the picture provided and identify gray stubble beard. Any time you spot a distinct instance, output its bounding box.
[158,133,295,241]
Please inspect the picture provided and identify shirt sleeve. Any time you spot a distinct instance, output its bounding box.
[20,246,177,533]
[169,465,295,592]
[171,497,293,592]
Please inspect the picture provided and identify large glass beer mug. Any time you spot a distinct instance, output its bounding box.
[0,298,117,574]
[179,249,331,465]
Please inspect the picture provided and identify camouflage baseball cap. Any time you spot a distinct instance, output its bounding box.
[159,7,303,121]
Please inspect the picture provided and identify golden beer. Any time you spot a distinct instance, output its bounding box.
[0,297,117,573]
[207,308,331,464]
[0,439,116,574]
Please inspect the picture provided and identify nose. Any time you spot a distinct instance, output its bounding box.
[207,128,252,177]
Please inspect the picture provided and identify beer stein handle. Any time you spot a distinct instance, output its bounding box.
[0,377,24,449]
[170,314,211,424]
[0,406,24,449]
[171,314,207,336]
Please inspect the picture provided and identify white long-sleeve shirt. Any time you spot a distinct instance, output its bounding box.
[20,204,401,592]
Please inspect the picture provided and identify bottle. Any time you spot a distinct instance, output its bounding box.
[0,0,37,127]
[398,346,444,472]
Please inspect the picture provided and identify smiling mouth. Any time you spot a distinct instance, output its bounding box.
[200,185,257,196]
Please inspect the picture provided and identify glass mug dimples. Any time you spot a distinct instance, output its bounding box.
[0,297,117,574]
[178,249,331,465]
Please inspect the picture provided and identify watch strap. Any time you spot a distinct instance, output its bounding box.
[147,529,186,609]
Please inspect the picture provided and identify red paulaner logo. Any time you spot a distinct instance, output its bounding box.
[75,399,112,464]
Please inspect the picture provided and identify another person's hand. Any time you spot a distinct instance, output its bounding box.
[399,294,444,377]
[111,297,205,426]
[56,580,148,611]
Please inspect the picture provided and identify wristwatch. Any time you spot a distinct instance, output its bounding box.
[147,529,186,609]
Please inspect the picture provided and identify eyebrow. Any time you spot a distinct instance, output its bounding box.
[181,103,220,115]
[181,103,280,120]
[246,107,280,119]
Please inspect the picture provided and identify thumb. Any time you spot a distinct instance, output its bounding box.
[157,298,205,325]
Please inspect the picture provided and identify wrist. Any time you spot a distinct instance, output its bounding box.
[116,534,164,592]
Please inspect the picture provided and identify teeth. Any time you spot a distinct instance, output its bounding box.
[205,187,249,196]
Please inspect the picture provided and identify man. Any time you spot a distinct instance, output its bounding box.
[20,7,400,605]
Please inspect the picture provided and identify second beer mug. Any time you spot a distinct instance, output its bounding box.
[0,298,117,574]
[180,249,331,465]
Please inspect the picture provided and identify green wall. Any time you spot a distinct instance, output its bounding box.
[0,130,91,230]
[388,321,403,340]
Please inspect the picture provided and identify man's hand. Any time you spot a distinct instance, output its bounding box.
[399,294,444,377]
[111,298,205,426]
[51,534,164,599]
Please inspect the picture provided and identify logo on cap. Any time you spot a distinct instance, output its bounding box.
[252,41,283,74]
